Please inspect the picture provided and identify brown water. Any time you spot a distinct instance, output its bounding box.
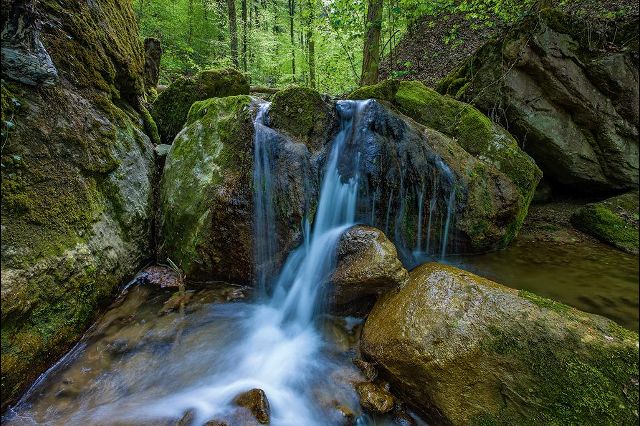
[449,238,640,331]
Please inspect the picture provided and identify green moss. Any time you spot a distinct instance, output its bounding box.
[151,68,250,144]
[571,193,639,254]
[479,312,640,426]
[140,104,161,145]
[269,86,332,150]
[347,79,400,102]
[160,95,253,276]
[519,290,571,314]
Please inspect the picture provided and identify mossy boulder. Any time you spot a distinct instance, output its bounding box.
[1,0,155,410]
[330,226,409,313]
[151,68,250,144]
[571,191,639,254]
[348,80,541,245]
[361,262,639,425]
[437,10,639,193]
[269,86,335,151]
[159,96,317,283]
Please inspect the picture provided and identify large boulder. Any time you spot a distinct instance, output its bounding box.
[1,0,154,409]
[348,79,542,231]
[361,262,639,425]
[159,95,317,283]
[151,68,250,144]
[329,226,409,312]
[571,191,639,254]
[437,10,639,194]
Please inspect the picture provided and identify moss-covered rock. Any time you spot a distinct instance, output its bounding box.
[159,95,317,283]
[150,68,250,144]
[1,0,155,410]
[436,10,639,194]
[269,86,334,151]
[361,262,639,425]
[571,191,639,254]
[348,80,541,245]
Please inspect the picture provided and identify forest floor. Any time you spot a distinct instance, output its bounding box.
[380,0,639,87]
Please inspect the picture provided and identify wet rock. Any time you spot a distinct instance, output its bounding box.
[333,403,356,426]
[140,265,182,288]
[233,388,271,424]
[392,407,418,426]
[143,37,162,90]
[437,10,639,193]
[570,191,639,254]
[151,68,250,144]
[355,382,395,414]
[1,0,154,410]
[159,291,193,315]
[353,358,377,381]
[330,226,409,313]
[361,262,640,425]
[176,409,196,426]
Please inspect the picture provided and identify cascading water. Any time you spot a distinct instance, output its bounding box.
[130,100,367,425]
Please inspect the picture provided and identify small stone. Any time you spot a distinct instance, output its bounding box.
[353,358,377,381]
[233,388,270,424]
[355,382,395,414]
[140,265,182,288]
[176,409,195,426]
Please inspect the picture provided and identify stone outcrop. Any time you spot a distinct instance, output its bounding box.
[1,0,155,410]
[438,9,639,194]
[361,262,639,425]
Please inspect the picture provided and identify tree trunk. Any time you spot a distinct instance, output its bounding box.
[227,0,239,68]
[242,0,248,71]
[288,0,296,79]
[360,0,383,86]
[307,0,315,89]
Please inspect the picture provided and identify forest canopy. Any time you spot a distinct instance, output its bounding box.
[134,0,556,94]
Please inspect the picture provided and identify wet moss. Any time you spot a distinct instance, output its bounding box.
[519,290,571,314]
[151,68,249,144]
[571,192,639,254]
[347,79,400,102]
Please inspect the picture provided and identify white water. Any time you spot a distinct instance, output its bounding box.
[127,100,367,425]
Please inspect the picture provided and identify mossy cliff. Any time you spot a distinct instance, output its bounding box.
[348,80,541,248]
[436,9,639,194]
[150,68,250,144]
[361,263,639,425]
[1,0,155,409]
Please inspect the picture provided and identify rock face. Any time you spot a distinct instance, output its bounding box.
[361,262,640,425]
[143,37,162,90]
[348,79,542,238]
[438,10,639,193]
[162,86,539,283]
[330,226,408,312]
[1,0,154,410]
[151,68,250,144]
[571,191,639,254]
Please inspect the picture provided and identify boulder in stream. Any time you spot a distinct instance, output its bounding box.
[355,381,395,414]
[361,262,640,425]
[571,191,639,254]
[330,226,409,313]
[233,388,271,424]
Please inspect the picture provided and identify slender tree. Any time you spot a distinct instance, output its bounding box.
[227,0,239,67]
[288,0,296,79]
[360,0,383,85]
[307,0,315,89]
[242,0,248,71]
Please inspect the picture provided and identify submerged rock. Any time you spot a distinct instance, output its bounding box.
[437,9,639,193]
[1,0,154,409]
[355,382,395,414]
[233,388,271,424]
[151,68,250,144]
[361,262,639,425]
[330,226,408,312]
[571,191,639,254]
